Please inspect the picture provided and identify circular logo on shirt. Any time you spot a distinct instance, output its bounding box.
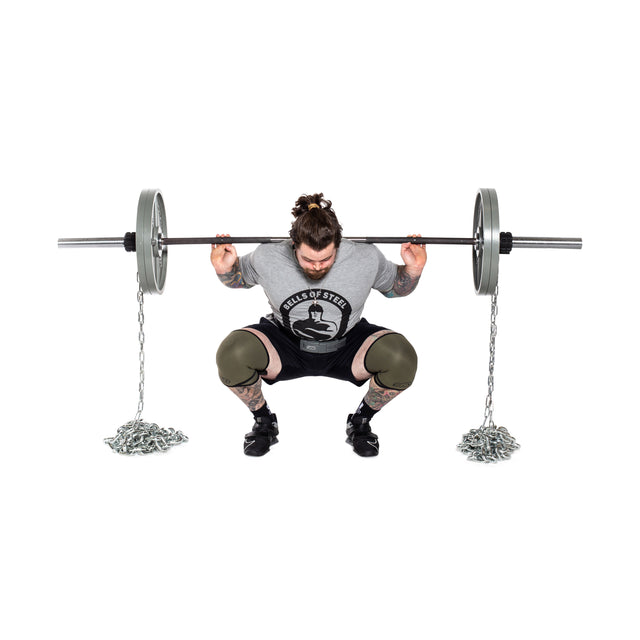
[280,289,352,341]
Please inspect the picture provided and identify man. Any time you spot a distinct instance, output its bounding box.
[211,193,426,457]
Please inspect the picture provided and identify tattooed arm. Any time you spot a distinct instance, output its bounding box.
[383,265,422,298]
[217,257,253,289]
[210,238,253,289]
[383,236,427,298]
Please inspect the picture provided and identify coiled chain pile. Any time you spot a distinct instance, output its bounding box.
[457,425,519,463]
[105,421,188,455]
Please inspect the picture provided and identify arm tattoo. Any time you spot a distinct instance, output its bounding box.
[384,265,421,298]
[217,258,252,289]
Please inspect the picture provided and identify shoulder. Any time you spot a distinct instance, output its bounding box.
[250,240,295,265]
[340,240,386,263]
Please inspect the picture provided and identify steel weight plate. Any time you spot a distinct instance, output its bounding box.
[472,188,500,295]
[136,189,168,295]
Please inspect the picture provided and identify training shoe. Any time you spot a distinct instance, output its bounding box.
[346,414,379,457]
[244,414,279,456]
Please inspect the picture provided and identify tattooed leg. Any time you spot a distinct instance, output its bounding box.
[363,377,403,410]
[229,378,267,412]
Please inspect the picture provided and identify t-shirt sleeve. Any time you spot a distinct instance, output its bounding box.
[372,246,398,293]
[238,250,260,286]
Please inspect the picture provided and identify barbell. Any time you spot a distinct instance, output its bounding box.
[57,188,582,295]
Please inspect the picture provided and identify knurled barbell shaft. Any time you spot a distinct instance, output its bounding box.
[162,236,477,246]
[57,236,583,249]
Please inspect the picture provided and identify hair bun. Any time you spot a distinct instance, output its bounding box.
[291,193,330,218]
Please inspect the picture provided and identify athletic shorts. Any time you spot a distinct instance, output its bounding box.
[244,317,390,387]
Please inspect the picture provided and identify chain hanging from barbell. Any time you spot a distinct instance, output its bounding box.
[457,285,520,463]
[104,273,188,455]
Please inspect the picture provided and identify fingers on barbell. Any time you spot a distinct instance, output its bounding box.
[410,233,426,246]
[212,234,231,249]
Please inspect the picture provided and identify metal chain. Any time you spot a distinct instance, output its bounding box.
[458,284,520,463]
[135,273,145,423]
[482,286,498,429]
[104,274,188,455]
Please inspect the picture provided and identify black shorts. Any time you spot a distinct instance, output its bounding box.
[244,317,390,387]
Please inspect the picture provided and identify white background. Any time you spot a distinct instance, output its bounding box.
[1,1,638,638]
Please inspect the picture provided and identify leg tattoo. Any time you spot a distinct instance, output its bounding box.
[363,378,403,411]
[229,379,267,412]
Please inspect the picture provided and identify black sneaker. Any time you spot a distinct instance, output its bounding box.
[346,414,379,457]
[244,414,279,456]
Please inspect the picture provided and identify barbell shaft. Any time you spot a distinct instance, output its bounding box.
[57,235,583,249]
[162,236,477,246]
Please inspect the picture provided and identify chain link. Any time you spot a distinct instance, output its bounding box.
[104,274,188,455]
[458,284,520,463]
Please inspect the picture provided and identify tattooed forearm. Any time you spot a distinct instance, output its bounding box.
[384,266,421,298]
[218,258,252,289]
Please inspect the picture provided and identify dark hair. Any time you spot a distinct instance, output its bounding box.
[289,193,343,250]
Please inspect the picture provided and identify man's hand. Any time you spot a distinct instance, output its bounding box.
[210,234,238,275]
[400,234,427,277]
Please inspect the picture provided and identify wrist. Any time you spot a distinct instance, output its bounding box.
[403,265,423,279]
[215,257,239,276]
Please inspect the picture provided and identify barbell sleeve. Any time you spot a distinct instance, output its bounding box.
[511,237,582,249]
[58,237,125,248]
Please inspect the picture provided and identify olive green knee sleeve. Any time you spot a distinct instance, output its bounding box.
[364,333,418,390]
[216,330,269,387]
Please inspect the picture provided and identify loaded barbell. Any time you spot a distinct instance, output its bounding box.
[57,188,582,295]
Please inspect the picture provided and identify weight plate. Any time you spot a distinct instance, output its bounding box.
[472,188,500,295]
[136,189,168,295]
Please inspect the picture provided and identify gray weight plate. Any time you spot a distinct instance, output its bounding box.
[136,189,168,295]
[472,188,500,295]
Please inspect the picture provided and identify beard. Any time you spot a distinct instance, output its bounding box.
[304,268,330,280]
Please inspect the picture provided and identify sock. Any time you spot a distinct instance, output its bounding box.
[354,399,379,421]
[252,402,273,420]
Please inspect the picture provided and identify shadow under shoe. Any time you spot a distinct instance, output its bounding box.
[244,414,279,457]
[346,414,379,457]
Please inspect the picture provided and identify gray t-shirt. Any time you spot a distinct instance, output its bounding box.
[239,240,397,341]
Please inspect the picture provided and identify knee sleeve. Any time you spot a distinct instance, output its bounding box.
[364,333,418,390]
[216,330,269,387]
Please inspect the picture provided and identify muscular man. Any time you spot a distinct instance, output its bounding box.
[211,193,426,457]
